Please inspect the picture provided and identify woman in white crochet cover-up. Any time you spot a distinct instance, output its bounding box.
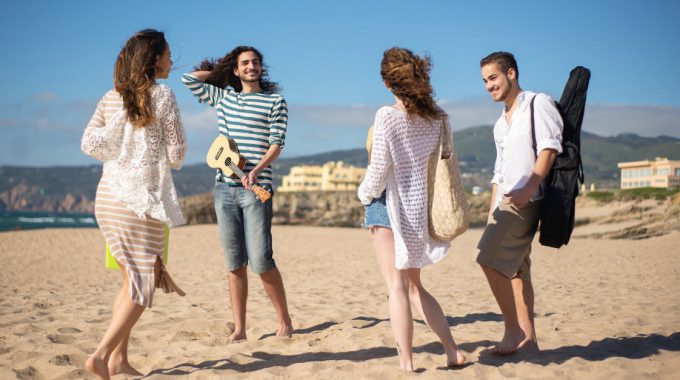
[81,29,186,380]
[358,48,466,370]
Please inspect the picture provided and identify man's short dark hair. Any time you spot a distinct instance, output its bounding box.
[480,51,519,79]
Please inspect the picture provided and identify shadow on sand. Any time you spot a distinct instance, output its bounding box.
[351,311,503,330]
[477,332,680,366]
[142,341,470,378]
[143,315,679,378]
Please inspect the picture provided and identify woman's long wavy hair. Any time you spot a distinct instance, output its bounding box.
[380,47,444,121]
[113,29,168,128]
[195,46,279,93]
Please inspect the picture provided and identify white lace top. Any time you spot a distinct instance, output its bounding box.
[358,106,450,269]
[81,84,187,227]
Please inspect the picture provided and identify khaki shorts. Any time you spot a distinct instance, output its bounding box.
[476,198,540,281]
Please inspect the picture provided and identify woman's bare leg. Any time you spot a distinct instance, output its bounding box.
[86,262,147,380]
[107,267,144,376]
[371,227,414,371]
[407,269,465,367]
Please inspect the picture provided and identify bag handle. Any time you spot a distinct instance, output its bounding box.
[530,95,537,159]
[529,95,544,197]
[440,117,452,160]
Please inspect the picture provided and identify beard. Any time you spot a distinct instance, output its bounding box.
[493,84,512,102]
[240,71,262,83]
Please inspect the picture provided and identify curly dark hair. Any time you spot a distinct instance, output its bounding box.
[195,46,279,93]
[114,29,168,128]
[380,47,444,121]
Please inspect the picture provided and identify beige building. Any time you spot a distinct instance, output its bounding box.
[278,161,367,192]
[617,157,680,189]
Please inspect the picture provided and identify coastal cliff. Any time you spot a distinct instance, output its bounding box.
[179,191,492,228]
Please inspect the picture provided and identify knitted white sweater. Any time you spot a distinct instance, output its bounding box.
[81,85,187,227]
[358,106,450,269]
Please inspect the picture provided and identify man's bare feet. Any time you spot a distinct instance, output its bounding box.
[490,329,527,356]
[108,358,143,377]
[86,355,110,380]
[276,321,293,338]
[517,339,540,354]
[446,349,467,367]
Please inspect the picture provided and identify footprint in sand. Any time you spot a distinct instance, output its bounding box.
[12,366,41,380]
[49,354,74,366]
[57,327,81,334]
[62,368,89,380]
[47,334,75,344]
[172,330,210,342]
[306,331,333,347]
[307,337,322,346]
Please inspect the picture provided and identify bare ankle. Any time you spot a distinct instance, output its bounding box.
[229,330,247,342]
[86,355,110,380]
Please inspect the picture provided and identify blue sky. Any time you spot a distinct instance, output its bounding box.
[1,0,679,166]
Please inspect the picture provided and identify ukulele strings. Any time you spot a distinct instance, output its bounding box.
[224,157,267,197]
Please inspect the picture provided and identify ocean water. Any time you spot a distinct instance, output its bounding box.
[0,211,97,232]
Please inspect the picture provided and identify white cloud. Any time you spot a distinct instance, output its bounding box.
[30,92,58,102]
[438,100,499,130]
[582,104,680,137]
[290,104,380,128]
[180,107,218,131]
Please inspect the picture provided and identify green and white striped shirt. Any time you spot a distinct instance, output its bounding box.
[182,73,288,188]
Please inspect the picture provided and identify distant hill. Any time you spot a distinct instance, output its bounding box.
[1,127,678,212]
[451,126,680,186]
[580,132,680,181]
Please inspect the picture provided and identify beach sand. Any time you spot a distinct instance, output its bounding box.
[1,219,679,379]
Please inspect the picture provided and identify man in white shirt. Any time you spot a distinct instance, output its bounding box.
[476,52,563,355]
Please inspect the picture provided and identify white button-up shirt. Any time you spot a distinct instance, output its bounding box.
[491,91,564,208]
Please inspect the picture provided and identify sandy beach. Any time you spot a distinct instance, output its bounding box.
[1,204,680,379]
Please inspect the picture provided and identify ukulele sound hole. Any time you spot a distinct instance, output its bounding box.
[225,157,232,166]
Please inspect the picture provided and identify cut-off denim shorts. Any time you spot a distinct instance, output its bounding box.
[213,180,276,274]
[362,190,391,229]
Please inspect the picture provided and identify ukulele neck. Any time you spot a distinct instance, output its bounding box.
[228,162,247,180]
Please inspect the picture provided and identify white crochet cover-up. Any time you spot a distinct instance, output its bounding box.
[81,84,187,227]
[358,106,450,269]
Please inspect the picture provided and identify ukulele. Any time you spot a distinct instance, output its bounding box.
[206,135,272,203]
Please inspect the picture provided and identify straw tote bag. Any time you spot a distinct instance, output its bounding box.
[427,119,470,241]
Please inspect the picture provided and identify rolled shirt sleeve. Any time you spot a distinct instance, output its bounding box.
[181,73,227,108]
[533,93,564,154]
[269,96,288,147]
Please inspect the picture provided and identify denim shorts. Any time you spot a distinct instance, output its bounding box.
[362,191,391,229]
[213,180,276,274]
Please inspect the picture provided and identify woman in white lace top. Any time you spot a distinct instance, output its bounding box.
[81,29,186,379]
[358,48,466,370]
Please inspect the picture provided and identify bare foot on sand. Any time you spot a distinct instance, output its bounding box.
[491,329,527,356]
[108,359,143,377]
[446,349,467,367]
[276,321,293,338]
[229,330,247,343]
[86,355,110,380]
[517,339,540,354]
